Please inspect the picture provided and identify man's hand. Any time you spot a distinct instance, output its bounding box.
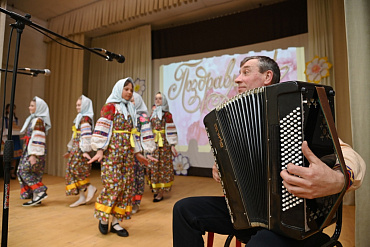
[88,150,104,164]
[280,141,345,199]
[212,163,221,183]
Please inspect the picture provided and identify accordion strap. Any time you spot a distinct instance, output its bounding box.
[316,86,348,230]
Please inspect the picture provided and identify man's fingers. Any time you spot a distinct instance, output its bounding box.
[301,141,321,165]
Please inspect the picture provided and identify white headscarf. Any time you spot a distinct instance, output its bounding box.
[74,95,94,128]
[106,78,136,126]
[133,92,148,116]
[20,96,51,134]
[151,92,169,120]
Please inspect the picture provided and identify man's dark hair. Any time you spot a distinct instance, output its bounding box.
[240,56,281,84]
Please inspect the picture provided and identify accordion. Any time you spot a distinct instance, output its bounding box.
[203,81,347,240]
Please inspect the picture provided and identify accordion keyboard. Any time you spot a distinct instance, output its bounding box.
[279,106,304,212]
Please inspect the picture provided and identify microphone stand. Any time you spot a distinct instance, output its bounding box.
[0,12,25,247]
[0,7,117,246]
[0,68,35,76]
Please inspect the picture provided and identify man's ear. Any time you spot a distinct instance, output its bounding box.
[263,70,274,86]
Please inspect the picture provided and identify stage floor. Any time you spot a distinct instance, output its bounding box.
[0,169,355,247]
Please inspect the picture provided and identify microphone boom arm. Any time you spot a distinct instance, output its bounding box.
[0,68,35,76]
[0,7,109,61]
[0,7,115,247]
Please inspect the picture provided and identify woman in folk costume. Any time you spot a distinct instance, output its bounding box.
[88,78,149,237]
[64,95,97,208]
[18,96,51,207]
[130,92,156,214]
[149,92,178,202]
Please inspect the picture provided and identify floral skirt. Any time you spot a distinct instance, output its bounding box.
[94,142,135,221]
[17,151,47,199]
[148,144,174,194]
[65,148,91,196]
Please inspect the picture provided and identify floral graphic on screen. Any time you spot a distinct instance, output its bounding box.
[134,78,146,95]
[173,154,190,176]
[304,56,332,83]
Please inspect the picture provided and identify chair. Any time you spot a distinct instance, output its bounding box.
[321,202,343,247]
[207,232,241,247]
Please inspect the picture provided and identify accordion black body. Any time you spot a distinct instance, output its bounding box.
[203,81,340,240]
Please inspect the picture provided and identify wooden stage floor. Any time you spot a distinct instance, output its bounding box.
[0,169,355,246]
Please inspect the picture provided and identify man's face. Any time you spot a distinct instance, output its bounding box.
[234,59,269,93]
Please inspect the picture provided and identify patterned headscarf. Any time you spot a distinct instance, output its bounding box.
[74,95,94,128]
[20,96,51,134]
[106,77,136,125]
[151,92,169,120]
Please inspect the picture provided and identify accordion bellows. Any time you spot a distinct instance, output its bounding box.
[204,81,340,240]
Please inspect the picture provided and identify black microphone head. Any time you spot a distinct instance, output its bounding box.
[117,55,125,63]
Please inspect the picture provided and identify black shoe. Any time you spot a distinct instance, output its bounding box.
[153,196,163,203]
[32,192,48,205]
[23,200,41,207]
[10,174,16,180]
[110,223,129,237]
[22,192,47,207]
[153,194,158,199]
[98,221,108,235]
[23,200,35,207]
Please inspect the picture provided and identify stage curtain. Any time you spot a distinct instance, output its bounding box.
[88,25,152,122]
[44,34,85,177]
[307,0,352,160]
[47,0,191,37]
[307,0,334,88]
[344,1,370,246]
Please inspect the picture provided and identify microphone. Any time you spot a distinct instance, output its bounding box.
[18,68,51,76]
[93,48,125,63]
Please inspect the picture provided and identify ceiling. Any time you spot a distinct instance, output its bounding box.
[6,0,285,36]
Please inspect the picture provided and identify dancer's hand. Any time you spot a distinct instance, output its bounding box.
[88,150,103,164]
[212,163,221,183]
[83,152,92,160]
[63,152,70,159]
[29,155,37,165]
[146,154,158,163]
[135,153,149,166]
[171,145,178,157]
